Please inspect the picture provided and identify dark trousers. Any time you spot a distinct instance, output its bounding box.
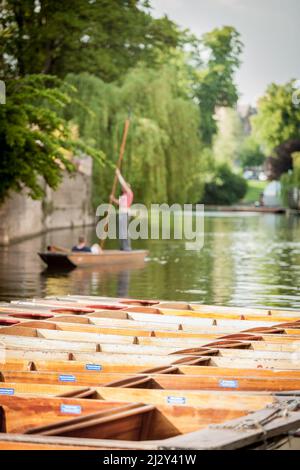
[119,212,131,251]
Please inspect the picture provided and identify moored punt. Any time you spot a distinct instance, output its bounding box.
[1,295,300,450]
[2,337,300,365]
[3,358,300,377]
[2,324,300,354]
[5,302,300,333]
[2,347,300,371]
[2,369,300,392]
[45,295,300,317]
[38,250,148,270]
[1,316,299,339]
[3,311,300,342]
[0,394,256,437]
[1,394,300,450]
[0,381,279,410]
[7,296,300,319]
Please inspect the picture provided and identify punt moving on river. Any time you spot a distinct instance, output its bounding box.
[38,249,149,270]
[1,295,300,449]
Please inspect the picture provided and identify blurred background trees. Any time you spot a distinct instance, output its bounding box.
[3,0,284,207]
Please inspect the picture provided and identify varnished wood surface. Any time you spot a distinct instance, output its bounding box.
[1,295,300,449]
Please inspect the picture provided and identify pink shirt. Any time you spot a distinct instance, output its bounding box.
[119,188,133,212]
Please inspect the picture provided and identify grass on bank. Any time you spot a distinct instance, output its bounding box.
[242,180,267,204]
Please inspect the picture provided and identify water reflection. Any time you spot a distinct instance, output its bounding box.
[0,213,299,308]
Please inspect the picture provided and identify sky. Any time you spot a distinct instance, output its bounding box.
[151,0,300,105]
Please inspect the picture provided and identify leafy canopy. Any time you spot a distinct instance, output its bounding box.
[252,81,300,154]
[194,26,243,144]
[0,0,181,81]
[0,74,105,202]
[202,163,247,205]
[238,136,265,168]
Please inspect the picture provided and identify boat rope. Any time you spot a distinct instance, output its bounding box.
[209,398,300,434]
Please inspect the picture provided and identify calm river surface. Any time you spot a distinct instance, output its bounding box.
[0,212,300,308]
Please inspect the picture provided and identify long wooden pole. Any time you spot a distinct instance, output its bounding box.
[100,116,131,249]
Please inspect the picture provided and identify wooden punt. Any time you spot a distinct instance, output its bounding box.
[38,250,148,270]
[2,335,300,365]
[4,355,300,376]
[47,295,300,317]
[1,295,300,449]
[3,309,300,340]
[0,381,279,410]
[0,316,293,339]
[2,399,300,450]
[0,307,292,332]
[3,334,300,370]
[0,394,263,439]
[3,309,300,341]
[6,301,300,331]
[9,296,300,320]
[2,323,300,353]
[1,393,300,451]
[2,368,300,392]
[3,347,300,372]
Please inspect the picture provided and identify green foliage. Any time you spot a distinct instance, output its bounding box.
[194,26,243,144]
[0,2,244,208]
[280,152,300,205]
[0,0,180,81]
[213,108,244,165]
[242,180,267,204]
[0,74,105,202]
[65,66,207,207]
[252,81,300,154]
[238,136,265,168]
[202,163,247,205]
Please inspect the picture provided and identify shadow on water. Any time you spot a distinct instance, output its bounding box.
[0,213,300,308]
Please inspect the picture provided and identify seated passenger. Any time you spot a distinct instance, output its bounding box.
[72,236,92,253]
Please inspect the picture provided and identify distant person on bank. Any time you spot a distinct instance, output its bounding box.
[110,169,134,251]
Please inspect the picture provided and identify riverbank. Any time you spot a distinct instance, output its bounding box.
[0,158,93,246]
[205,205,286,213]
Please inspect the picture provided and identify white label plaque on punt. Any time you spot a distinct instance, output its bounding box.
[60,404,82,415]
[59,374,76,382]
[219,379,238,388]
[85,364,102,371]
[0,388,14,395]
[167,396,186,405]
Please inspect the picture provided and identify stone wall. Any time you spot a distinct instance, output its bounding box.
[0,157,94,245]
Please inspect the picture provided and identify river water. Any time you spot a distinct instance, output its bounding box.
[0,212,299,308]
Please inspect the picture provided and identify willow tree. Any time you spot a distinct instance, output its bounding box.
[65,63,207,207]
